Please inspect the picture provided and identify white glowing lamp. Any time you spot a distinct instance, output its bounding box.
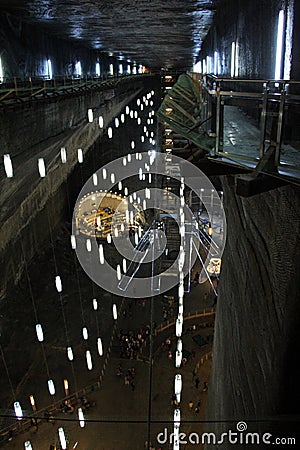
[24,441,33,450]
[107,233,112,244]
[178,284,184,299]
[177,339,182,353]
[36,324,44,342]
[55,276,62,293]
[99,116,104,128]
[60,147,67,163]
[88,109,93,123]
[174,374,182,394]
[77,148,83,163]
[99,244,105,264]
[93,298,98,310]
[117,265,121,281]
[3,154,13,178]
[113,304,118,320]
[131,140,135,149]
[82,327,88,340]
[122,258,127,273]
[110,172,115,184]
[121,113,125,123]
[108,127,113,138]
[67,346,74,361]
[127,153,132,162]
[176,317,183,337]
[97,337,103,356]
[118,181,122,190]
[58,427,67,450]
[70,234,76,250]
[125,105,130,115]
[86,350,93,370]
[78,407,85,428]
[86,239,92,252]
[174,408,181,427]
[48,379,55,395]
[122,156,127,166]
[38,158,46,177]
[14,401,23,420]
[175,350,182,368]
[93,173,98,186]
[102,168,107,179]
[115,117,119,128]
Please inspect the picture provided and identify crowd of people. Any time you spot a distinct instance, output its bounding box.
[118,325,150,359]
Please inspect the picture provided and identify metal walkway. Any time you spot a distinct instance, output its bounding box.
[157,72,300,187]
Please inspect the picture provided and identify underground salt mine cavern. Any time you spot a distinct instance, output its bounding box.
[0,0,299,449]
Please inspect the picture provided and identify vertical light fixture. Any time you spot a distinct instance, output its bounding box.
[234,42,239,77]
[0,56,3,82]
[284,1,294,80]
[275,9,285,80]
[3,154,13,177]
[14,401,23,420]
[109,63,114,76]
[75,61,82,77]
[96,61,101,77]
[47,59,53,80]
[64,379,69,396]
[58,427,67,450]
[231,42,236,77]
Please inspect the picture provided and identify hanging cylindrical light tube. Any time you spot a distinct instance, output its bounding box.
[55,276,62,293]
[82,327,88,340]
[99,116,104,128]
[93,298,98,310]
[48,379,56,395]
[14,401,23,420]
[38,158,46,177]
[88,109,93,123]
[99,244,105,264]
[29,395,36,411]
[67,346,74,361]
[108,127,113,138]
[97,337,103,356]
[77,148,83,164]
[78,407,85,428]
[3,154,13,178]
[64,379,69,396]
[36,324,44,342]
[58,427,67,450]
[70,234,76,250]
[93,173,98,186]
[60,147,67,163]
[113,304,118,320]
[86,350,92,370]
[86,239,92,252]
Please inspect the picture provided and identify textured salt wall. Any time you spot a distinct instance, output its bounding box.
[206,177,300,447]
[0,77,152,299]
[199,0,298,79]
[0,11,112,79]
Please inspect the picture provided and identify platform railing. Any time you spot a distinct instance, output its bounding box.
[0,73,153,107]
[200,74,300,174]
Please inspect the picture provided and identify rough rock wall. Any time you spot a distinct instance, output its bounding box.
[0,79,148,299]
[206,177,300,447]
[199,0,298,80]
[0,11,111,79]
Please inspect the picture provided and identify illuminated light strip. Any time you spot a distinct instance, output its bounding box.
[275,10,285,80]
[3,154,13,177]
[58,427,67,449]
[38,158,46,177]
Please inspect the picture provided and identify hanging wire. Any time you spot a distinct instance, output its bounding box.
[11,192,55,404]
